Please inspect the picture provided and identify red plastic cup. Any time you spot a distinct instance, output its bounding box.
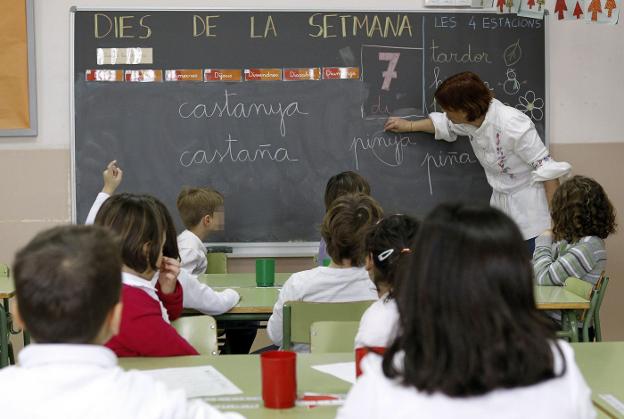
[260,350,297,408]
[355,346,386,378]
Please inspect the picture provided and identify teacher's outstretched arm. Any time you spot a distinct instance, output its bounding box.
[384,117,435,134]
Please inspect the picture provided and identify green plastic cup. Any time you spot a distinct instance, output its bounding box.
[256,258,275,287]
[322,258,331,267]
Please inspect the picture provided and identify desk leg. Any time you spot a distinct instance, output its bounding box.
[563,310,579,343]
[0,300,9,368]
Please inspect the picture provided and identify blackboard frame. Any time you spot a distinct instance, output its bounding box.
[70,7,549,257]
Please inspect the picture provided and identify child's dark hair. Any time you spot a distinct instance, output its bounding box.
[324,171,371,212]
[94,193,165,274]
[434,71,493,122]
[13,225,122,343]
[321,193,383,266]
[551,175,617,242]
[383,203,563,397]
[151,196,180,260]
[365,214,420,295]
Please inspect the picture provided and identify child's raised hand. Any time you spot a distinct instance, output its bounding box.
[157,256,180,295]
[102,160,123,195]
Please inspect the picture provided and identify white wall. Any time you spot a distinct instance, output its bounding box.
[0,0,622,152]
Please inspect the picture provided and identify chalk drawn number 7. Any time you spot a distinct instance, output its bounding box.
[379,52,400,91]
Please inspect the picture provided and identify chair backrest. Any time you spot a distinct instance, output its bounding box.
[563,276,593,300]
[206,253,227,274]
[0,264,9,277]
[172,315,218,355]
[282,300,374,350]
[310,321,360,353]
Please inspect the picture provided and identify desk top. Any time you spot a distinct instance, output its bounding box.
[200,273,291,288]
[120,352,353,418]
[534,286,590,310]
[0,276,15,299]
[572,342,624,418]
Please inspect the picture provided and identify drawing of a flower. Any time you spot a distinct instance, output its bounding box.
[516,90,544,121]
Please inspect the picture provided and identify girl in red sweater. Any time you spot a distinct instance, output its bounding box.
[95,193,198,357]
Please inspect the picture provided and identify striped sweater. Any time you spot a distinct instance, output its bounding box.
[533,233,607,286]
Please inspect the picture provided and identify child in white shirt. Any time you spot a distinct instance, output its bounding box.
[267,193,382,352]
[338,203,595,419]
[354,214,420,374]
[0,224,242,419]
[176,187,225,275]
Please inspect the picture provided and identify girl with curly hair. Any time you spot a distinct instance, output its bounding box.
[533,175,617,287]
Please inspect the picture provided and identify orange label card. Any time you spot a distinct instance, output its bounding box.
[165,69,203,81]
[283,68,321,81]
[204,69,243,82]
[124,70,163,82]
[244,68,282,81]
[322,67,360,80]
[86,69,124,81]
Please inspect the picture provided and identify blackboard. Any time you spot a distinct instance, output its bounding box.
[72,9,546,243]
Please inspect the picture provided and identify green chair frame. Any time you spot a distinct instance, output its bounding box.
[172,315,219,356]
[557,274,610,342]
[282,300,374,350]
[310,321,360,353]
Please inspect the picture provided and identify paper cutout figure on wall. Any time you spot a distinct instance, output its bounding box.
[555,0,569,18]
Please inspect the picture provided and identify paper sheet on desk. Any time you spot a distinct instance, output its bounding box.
[143,365,242,398]
[312,362,356,384]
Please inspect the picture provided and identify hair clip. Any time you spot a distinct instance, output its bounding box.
[378,248,394,261]
[400,248,412,254]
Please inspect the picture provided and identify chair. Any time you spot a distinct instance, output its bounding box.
[557,274,610,342]
[0,264,9,277]
[206,253,227,274]
[172,315,218,355]
[282,301,374,350]
[310,321,360,353]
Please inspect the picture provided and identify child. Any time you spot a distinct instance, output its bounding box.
[338,204,595,419]
[86,161,240,316]
[534,175,616,287]
[176,187,225,275]
[318,171,371,265]
[267,193,382,352]
[354,215,420,353]
[1,225,242,419]
[95,193,198,357]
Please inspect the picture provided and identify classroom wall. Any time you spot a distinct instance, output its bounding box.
[0,0,623,338]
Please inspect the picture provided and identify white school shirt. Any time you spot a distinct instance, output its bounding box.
[267,266,378,352]
[354,293,399,349]
[152,269,240,315]
[0,344,244,419]
[178,229,208,275]
[85,191,110,224]
[429,99,571,240]
[337,341,595,419]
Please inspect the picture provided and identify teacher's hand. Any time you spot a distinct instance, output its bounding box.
[384,117,413,133]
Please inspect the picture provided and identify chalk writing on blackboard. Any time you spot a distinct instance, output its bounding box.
[177,90,308,137]
[421,151,478,195]
[179,135,299,167]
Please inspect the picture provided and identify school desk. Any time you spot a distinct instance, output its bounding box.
[119,352,353,418]
[200,273,291,288]
[534,285,590,342]
[572,342,624,419]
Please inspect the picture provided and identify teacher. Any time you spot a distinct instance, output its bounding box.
[385,71,570,254]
